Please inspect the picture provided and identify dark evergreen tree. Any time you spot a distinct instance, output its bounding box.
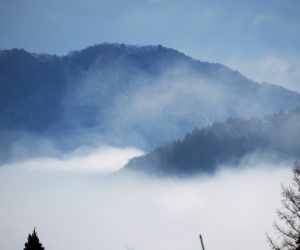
[23,228,45,250]
[268,162,300,250]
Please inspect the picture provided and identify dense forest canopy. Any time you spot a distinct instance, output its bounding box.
[124,108,300,176]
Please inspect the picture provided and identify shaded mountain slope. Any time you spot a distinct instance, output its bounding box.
[1,43,300,159]
[0,49,65,131]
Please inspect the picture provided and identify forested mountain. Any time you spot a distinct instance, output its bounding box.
[1,43,300,162]
[123,108,300,176]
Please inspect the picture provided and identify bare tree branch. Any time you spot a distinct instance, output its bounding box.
[267,162,300,250]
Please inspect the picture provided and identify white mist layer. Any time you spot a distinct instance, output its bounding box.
[0,161,292,250]
[1,145,144,173]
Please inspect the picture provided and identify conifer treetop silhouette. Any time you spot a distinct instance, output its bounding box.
[23,228,45,250]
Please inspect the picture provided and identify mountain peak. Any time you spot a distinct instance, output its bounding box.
[67,43,183,57]
[0,43,300,165]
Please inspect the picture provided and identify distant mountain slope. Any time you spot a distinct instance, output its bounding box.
[123,108,300,176]
[1,43,300,156]
[0,49,65,131]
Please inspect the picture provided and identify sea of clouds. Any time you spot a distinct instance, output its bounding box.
[0,150,293,250]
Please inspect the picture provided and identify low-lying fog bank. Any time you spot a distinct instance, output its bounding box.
[0,154,292,250]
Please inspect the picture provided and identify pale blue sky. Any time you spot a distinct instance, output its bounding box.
[1,0,300,90]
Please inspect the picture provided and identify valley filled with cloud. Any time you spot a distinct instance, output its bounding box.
[1,0,300,249]
[0,158,291,250]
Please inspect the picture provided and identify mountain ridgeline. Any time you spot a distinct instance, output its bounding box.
[123,109,300,176]
[1,43,300,163]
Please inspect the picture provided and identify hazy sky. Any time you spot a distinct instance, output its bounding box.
[1,0,300,90]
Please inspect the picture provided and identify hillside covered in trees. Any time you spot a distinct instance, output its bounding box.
[123,108,300,176]
[1,44,300,165]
